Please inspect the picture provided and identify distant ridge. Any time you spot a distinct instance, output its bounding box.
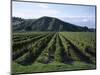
[12,16,95,32]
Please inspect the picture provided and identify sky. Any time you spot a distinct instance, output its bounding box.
[12,1,96,28]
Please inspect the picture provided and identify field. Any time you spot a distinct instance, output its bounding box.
[12,32,96,74]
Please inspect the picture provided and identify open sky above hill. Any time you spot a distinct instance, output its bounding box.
[12,1,96,28]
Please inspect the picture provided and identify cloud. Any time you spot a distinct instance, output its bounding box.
[40,9,60,16]
[13,8,61,19]
[58,16,95,28]
[82,19,88,22]
[13,12,31,18]
[37,4,49,8]
[59,16,95,23]
[62,16,95,18]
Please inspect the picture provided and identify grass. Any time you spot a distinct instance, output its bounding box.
[12,61,96,74]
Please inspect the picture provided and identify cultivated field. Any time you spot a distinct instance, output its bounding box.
[12,32,96,74]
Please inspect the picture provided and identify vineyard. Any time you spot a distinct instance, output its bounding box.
[12,32,96,74]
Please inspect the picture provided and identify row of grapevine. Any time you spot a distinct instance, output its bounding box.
[13,33,47,51]
[13,32,47,42]
[13,33,52,60]
[54,34,63,62]
[36,33,57,63]
[59,34,79,61]
[60,33,94,63]
[15,33,54,65]
[12,32,96,66]
[60,32,96,58]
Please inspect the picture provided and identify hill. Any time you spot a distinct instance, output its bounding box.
[12,16,93,32]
